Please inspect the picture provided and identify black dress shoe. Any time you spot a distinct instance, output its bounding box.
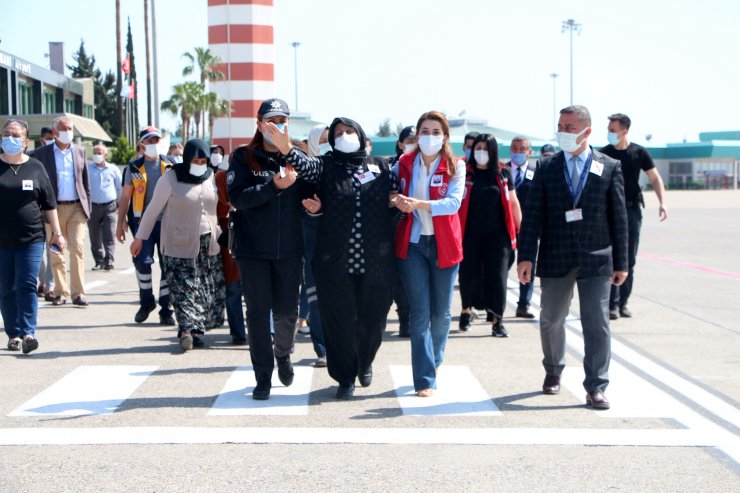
[542,375,561,395]
[72,296,89,306]
[51,296,66,306]
[192,335,205,348]
[619,305,632,318]
[358,366,373,387]
[336,384,355,400]
[22,337,39,354]
[252,377,271,400]
[515,308,535,319]
[104,264,114,271]
[491,321,509,338]
[232,337,248,346]
[135,305,156,323]
[91,264,104,271]
[276,355,294,386]
[586,390,610,410]
[609,307,619,320]
[44,291,55,302]
[459,312,472,331]
[159,314,176,326]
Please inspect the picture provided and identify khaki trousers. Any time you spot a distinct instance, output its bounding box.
[46,202,88,299]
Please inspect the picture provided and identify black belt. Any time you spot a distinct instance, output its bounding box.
[93,200,116,206]
[57,199,80,205]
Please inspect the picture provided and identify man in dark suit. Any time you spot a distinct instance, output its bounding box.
[517,105,628,410]
[507,136,539,319]
[33,116,91,306]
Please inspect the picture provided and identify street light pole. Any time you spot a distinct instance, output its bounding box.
[550,73,559,137]
[561,18,582,105]
[291,41,301,111]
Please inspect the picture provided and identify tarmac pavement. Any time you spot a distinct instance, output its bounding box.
[0,190,738,492]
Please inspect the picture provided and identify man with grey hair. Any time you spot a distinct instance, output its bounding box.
[88,143,122,271]
[33,116,91,306]
[517,105,628,410]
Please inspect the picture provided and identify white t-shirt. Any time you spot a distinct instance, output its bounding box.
[413,159,435,235]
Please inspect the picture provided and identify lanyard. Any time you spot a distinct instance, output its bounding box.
[563,153,592,207]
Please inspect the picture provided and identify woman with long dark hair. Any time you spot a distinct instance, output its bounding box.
[227,99,306,400]
[266,116,398,400]
[458,133,521,337]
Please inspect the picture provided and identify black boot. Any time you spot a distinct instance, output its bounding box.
[459,312,472,332]
[252,371,271,400]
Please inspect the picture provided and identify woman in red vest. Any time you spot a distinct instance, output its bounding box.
[458,134,521,337]
[393,111,467,397]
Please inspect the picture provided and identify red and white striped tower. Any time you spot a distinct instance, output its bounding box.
[208,0,275,152]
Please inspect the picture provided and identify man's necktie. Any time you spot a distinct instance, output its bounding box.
[515,167,523,188]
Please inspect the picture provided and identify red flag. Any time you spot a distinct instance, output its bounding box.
[128,80,135,100]
[122,54,130,75]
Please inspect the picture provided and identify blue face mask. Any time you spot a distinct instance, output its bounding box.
[2,136,23,155]
[263,123,286,146]
[510,152,527,166]
[464,148,471,160]
[607,132,620,146]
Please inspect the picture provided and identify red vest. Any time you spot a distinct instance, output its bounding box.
[394,152,464,268]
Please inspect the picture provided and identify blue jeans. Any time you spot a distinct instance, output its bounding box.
[129,219,172,317]
[224,280,247,340]
[302,215,326,358]
[0,241,44,340]
[398,235,459,391]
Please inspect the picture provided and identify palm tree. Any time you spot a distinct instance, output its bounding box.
[204,92,231,144]
[182,48,225,140]
[161,82,202,142]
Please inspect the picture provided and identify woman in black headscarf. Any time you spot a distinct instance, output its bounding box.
[131,139,225,352]
[266,117,398,399]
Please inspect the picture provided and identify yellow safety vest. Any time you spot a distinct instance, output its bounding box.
[131,158,172,218]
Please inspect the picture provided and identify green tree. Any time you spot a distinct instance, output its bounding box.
[395,122,406,135]
[204,92,231,144]
[182,48,225,140]
[67,40,118,137]
[108,134,137,165]
[161,82,202,142]
[377,117,394,137]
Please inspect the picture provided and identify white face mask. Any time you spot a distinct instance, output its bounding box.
[190,163,208,176]
[43,139,55,146]
[473,150,489,165]
[404,143,416,154]
[57,130,74,145]
[144,144,159,158]
[218,159,229,171]
[333,132,361,153]
[210,153,223,167]
[556,127,588,153]
[92,154,105,165]
[318,142,332,155]
[418,134,444,156]
[172,156,183,164]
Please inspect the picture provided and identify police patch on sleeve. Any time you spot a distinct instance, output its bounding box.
[227,171,235,185]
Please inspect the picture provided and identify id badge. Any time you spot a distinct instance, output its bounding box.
[430,174,444,187]
[565,209,583,222]
[357,172,375,185]
[590,161,604,176]
[525,169,535,180]
[368,164,380,174]
[22,180,33,191]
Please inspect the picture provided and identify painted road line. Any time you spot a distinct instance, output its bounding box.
[0,426,730,447]
[8,366,158,417]
[506,278,740,430]
[639,252,740,281]
[208,366,313,416]
[83,280,109,291]
[390,365,501,417]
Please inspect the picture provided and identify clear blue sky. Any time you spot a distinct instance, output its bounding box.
[4,0,740,145]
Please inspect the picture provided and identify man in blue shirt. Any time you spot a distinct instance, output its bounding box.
[87,143,122,271]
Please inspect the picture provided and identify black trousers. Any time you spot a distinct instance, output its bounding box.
[237,256,302,378]
[315,270,393,387]
[610,205,642,309]
[459,232,513,319]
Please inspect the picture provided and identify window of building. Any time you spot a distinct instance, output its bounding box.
[65,98,74,113]
[43,91,56,114]
[83,104,93,119]
[19,82,32,114]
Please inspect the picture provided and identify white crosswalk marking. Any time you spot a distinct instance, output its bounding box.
[8,366,158,417]
[208,366,314,416]
[390,365,501,416]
